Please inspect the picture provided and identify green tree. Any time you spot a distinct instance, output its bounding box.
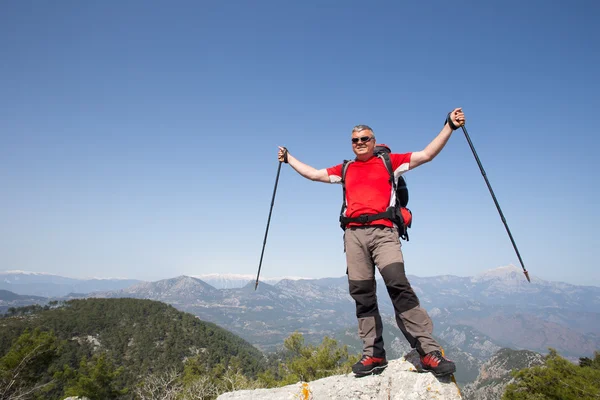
[63,353,127,400]
[503,349,600,400]
[0,329,59,400]
[277,332,359,384]
[579,351,600,370]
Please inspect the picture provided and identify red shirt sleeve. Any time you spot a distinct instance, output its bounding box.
[326,164,344,183]
[390,153,412,172]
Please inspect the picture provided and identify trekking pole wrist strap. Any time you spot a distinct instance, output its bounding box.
[446,112,459,130]
[282,147,289,163]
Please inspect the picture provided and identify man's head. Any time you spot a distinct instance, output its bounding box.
[351,125,376,160]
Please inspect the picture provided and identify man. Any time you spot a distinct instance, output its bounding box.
[278,108,465,377]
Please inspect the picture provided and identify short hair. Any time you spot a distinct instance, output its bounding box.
[352,125,374,135]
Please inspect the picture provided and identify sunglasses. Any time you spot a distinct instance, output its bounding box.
[351,136,374,144]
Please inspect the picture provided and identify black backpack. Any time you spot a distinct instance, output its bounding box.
[339,144,412,241]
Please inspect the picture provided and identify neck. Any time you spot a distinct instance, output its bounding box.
[356,153,373,161]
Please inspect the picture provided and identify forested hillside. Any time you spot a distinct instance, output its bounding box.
[0,298,266,399]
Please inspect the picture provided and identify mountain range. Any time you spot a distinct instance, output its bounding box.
[2,265,599,387]
[0,270,140,297]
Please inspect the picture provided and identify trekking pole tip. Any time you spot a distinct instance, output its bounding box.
[254,280,259,290]
[523,270,531,283]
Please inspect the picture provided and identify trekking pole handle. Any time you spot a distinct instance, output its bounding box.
[278,147,289,163]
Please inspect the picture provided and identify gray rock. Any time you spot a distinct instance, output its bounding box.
[217,351,462,399]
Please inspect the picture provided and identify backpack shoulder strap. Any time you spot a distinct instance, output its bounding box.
[377,152,396,191]
[339,160,354,229]
[341,159,353,182]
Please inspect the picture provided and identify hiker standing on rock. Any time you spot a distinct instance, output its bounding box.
[278,108,465,377]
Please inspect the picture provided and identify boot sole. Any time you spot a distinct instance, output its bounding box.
[353,364,388,377]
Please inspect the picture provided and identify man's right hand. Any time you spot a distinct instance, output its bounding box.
[276,146,330,183]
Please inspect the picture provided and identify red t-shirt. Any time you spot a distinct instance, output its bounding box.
[327,153,412,227]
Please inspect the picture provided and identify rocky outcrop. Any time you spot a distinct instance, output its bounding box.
[217,351,462,400]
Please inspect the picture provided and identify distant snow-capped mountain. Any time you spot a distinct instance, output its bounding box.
[410,265,600,312]
[191,273,307,289]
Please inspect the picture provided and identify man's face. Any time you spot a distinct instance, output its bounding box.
[351,129,376,158]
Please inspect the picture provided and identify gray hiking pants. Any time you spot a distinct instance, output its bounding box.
[344,225,440,358]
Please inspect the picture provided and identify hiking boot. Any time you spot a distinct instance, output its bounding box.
[352,356,388,377]
[420,350,456,376]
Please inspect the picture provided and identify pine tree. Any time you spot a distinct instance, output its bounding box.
[277,332,359,384]
[0,328,59,400]
[62,353,128,400]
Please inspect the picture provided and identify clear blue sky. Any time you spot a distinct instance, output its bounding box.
[1,1,598,285]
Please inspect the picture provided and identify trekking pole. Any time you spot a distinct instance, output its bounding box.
[254,147,287,290]
[459,123,531,283]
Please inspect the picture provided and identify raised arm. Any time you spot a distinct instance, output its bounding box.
[410,108,466,169]
[278,146,330,183]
